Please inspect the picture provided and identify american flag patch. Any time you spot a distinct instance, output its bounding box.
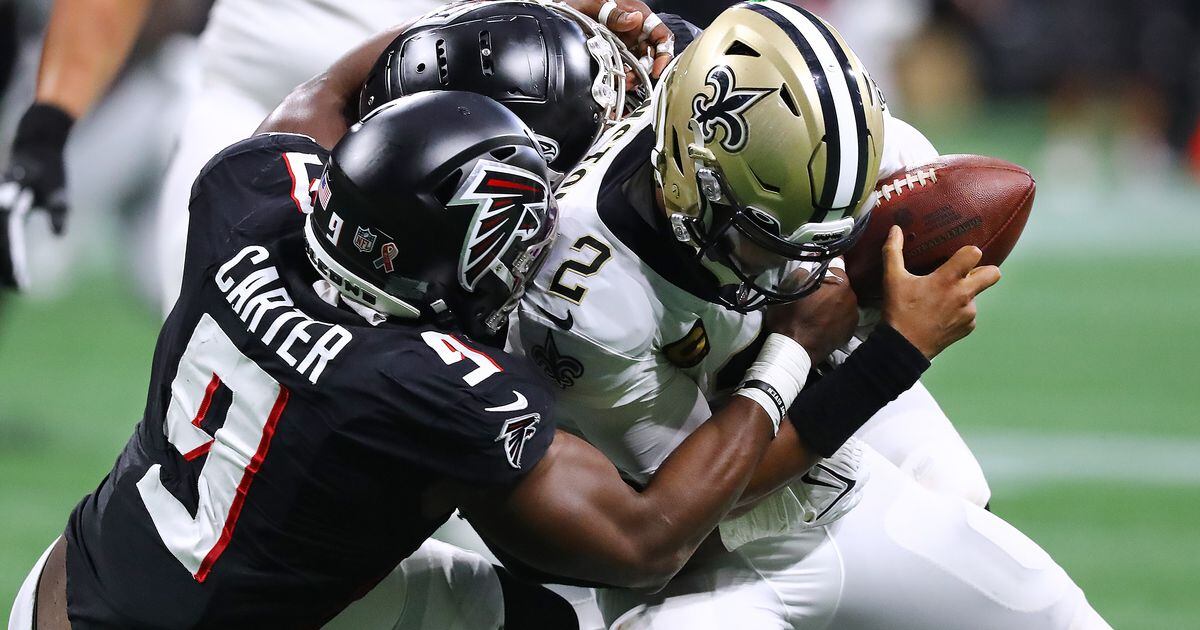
[318,174,332,210]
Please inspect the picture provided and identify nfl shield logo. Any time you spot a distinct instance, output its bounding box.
[353,227,377,253]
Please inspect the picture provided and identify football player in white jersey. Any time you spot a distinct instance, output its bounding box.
[512,2,1112,628]
[0,0,446,295]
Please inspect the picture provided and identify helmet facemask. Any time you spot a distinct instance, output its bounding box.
[671,123,870,311]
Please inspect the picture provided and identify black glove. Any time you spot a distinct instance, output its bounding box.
[0,103,74,289]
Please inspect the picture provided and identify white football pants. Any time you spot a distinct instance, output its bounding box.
[857,380,993,507]
[598,447,1111,630]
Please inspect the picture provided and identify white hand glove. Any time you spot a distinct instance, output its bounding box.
[718,437,870,550]
[794,436,869,527]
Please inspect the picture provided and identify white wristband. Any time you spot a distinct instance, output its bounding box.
[733,333,812,432]
[597,1,619,27]
[733,388,783,436]
[641,12,663,35]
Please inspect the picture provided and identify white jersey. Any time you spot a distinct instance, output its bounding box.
[514,102,941,543]
[199,0,445,110]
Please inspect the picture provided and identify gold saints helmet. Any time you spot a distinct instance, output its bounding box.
[652,0,886,311]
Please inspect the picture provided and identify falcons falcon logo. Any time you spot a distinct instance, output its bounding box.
[448,160,550,291]
[495,412,541,469]
[692,65,776,153]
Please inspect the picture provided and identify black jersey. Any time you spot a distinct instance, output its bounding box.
[64,133,555,628]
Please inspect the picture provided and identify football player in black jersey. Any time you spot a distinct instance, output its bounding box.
[10,87,870,627]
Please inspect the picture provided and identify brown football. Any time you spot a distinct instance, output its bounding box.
[844,154,1035,302]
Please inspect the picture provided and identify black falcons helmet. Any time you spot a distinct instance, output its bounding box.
[358,0,648,176]
[305,91,558,341]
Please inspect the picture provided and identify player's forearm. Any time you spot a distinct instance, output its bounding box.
[625,396,775,581]
[34,0,154,119]
[257,21,411,148]
[731,324,932,517]
[465,400,775,590]
[730,420,818,513]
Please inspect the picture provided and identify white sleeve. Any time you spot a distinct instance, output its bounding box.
[877,111,939,180]
[516,316,712,484]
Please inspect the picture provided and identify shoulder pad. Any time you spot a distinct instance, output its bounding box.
[376,329,557,483]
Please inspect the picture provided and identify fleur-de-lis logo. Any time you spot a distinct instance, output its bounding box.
[691,65,775,153]
[530,330,584,389]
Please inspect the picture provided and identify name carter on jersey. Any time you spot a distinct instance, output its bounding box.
[216,245,352,384]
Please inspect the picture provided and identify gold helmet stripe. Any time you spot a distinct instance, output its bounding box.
[746,1,870,218]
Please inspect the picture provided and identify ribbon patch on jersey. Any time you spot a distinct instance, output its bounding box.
[664,319,710,369]
[692,65,775,153]
[496,413,541,469]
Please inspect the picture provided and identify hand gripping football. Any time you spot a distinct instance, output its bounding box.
[844,154,1035,301]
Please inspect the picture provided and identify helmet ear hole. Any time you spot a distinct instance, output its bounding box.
[435,39,449,84]
[670,129,685,174]
[478,30,494,76]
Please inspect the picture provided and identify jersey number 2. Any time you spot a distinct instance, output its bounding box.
[547,235,611,304]
[137,314,289,582]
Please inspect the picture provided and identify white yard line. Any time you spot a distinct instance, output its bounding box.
[964,430,1200,487]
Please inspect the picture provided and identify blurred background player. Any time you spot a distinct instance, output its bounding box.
[0,0,443,300]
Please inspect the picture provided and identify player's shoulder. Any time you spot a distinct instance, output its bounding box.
[522,223,659,362]
[556,104,655,207]
[877,112,937,180]
[361,324,558,477]
[194,132,326,192]
[372,325,556,427]
[183,133,327,269]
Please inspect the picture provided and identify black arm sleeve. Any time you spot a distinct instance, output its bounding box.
[787,324,931,457]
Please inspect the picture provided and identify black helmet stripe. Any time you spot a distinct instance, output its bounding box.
[742,1,869,221]
[789,3,871,218]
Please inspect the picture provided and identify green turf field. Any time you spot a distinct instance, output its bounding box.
[2,249,1197,628]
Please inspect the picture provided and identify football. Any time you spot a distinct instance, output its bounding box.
[844,154,1035,301]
